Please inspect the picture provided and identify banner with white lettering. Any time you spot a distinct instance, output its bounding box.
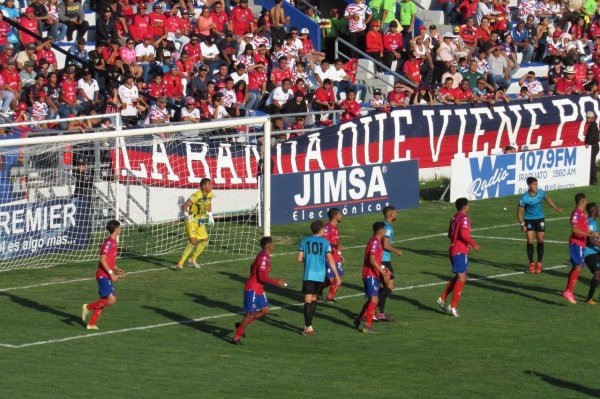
[271,161,420,224]
[450,146,591,201]
[0,197,92,260]
[274,95,597,174]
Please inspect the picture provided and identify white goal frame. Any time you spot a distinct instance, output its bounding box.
[0,114,272,236]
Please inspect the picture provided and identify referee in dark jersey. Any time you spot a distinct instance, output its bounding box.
[585,111,599,185]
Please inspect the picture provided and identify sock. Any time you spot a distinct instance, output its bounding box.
[359,301,370,319]
[365,302,378,328]
[303,303,312,327]
[450,280,465,308]
[191,240,208,260]
[88,307,104,325]
[326,283,339,300]
[527,243,534,263]
[378,286,390,313]
[318,279,331,297]
[310,302,318,323]
[178,243,195,264]
[441,277,457,301]
[233,317,255,340]
[86,298,109,310]
[587,278,600,301]
[566,268,581,292]
[536,243,544,262]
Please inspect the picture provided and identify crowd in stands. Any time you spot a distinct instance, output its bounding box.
[0,0,599,134]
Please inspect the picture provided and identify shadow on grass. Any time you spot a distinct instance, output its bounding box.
[0,292,83,326]
[526,371,600,397]
[142,305,232,343]
[403,248,526,272]
[422,271,565,306]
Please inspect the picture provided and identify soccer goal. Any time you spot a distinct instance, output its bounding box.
[0,114,272,272]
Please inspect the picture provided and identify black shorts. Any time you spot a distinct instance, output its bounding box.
[525,219,545,233]
[302,280,324,295]
[380,261,395,281]
[585,253,599,273]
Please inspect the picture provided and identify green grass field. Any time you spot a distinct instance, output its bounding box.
[2,186,600,398]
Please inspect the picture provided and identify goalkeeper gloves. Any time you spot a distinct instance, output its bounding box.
[184,211,194,223]
[207,212,215,227]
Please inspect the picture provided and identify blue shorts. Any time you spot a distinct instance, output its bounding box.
[242,290,269,313]
[363,276,380,298]
[97,277,115,298]
[451,253,468,274]
[570,243,585,266]
[326,262,344,279]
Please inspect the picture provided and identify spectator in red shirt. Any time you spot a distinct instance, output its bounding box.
[314,78,337,111]
[19,8,40,45]
[556,65,582,95]
[231,0,255,37]
[459,17,477,51]
[270,56,292,88]
[387,82,413,107]
[247,62,267,109]
[1,60,20,108]
[340,89,362,120]
[182,34,202,65]
[211,1,231,38]
[148,74,167,99]
[456,0,478,23]
[438,76,460,104]
[0,13,11,47]
[130,4,150,42]
[36,39,58,72]
[454,79,475,103]
[402,50,422,86]
[149,2,168,40]
[383,21,403,72]
[163,65,184,103]
[366,21,384,72]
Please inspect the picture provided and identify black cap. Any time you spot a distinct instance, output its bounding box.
[429,24,437,30]
[103,6,112,12]
[77,37,86,45]
[373,88,382,95]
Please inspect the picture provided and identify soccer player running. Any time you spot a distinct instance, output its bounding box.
[437,198,480,318]
[82,220,125,330]
[378,206,403,322]
[231,236,287,345]
[356,222,390,334]
[297,220,341,336]
[582,202,600,304]
[516,177,562,274]
[177,178,215,269]
[321,208,345,303]
[563,193,598,304]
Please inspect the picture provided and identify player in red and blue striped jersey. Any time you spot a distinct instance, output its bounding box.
[355,222,390,334]
[81,220,125,330]
[437,198,480,318]
[321,208,345,303]
[563,193,597,304]
[232,237,286,345]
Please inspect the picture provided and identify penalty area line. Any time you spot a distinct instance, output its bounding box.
[0,263,569,349]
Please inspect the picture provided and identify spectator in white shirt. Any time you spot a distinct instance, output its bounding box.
[117,74,139,125]
[231,63,249,84]
[181,96,200,123]
[266,78,294,114]
[314,59,334,86]
[135,35,156,82]
[76,69,99,114]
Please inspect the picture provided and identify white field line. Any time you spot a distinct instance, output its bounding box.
[0,217,569,294]
[471,235,565,244]
[0,263,569,349]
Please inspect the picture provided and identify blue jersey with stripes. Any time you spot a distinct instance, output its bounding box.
[382,221,394,262]
[298,236,332,282]
[519,189,546,220]
[585,218,600,257]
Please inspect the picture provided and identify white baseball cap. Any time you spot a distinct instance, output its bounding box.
[300,28,309,35]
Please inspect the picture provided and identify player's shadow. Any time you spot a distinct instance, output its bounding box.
[403,248,525,272]
[185,292,241,314]
[422,271,564,306]
[117,251,176,270]
[142,305,232,342]
[526,371,600,397]
[0,292,83,326]
[217,271,305,302]
[395,294,446,314]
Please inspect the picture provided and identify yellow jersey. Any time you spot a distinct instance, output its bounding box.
[188,190,213,220]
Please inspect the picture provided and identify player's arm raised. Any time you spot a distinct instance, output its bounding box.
[326,252,342,286]
[544,196,562,213]
[382,236,403,256]
[517,205,526,233]
[100,254,117,282]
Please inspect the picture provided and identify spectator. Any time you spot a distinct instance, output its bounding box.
[31,0,58,41]
[19,7,40,47]
[474,0,494,26]
[131,4,150,42]
[209,92,230,119]
[556,65,582,95]
[366,21,384,71]
[459,17,477,53]
[181,96,200,123]
[118,74,139,125]
[501,34,519,76]
[135,35,156,82]
[487,45,510,89]
[190,65,211,94]
[410,84,435,105]
[211,1,232,38]
[231,63,248,84]
[369,88,390,111]
[584,110,599,185]
[388,82,412,107]
[340,89,362,118]
[438,76,460,104]
[231,0,255,38]
[518,71,544,98]
[19,60,36,88]
[76,69,100,114]
[219,32,237,66]
[201,36,223,73]
[456,0,478,24]
[331,58,356,99]
[325,8,349,61]
[0,71,13,115]
[270,56,292,88]
[434,32,457,85]
[282,90,308,114]
[455,79,474,103]
[534,17,550,62]
[16,43,37,70]
[266,77,294,114]
[2,59,20,109]
[169,8,192,51]
[36,39,58,73]
[512,19,534,64]
[120,38,143,79]
[462,58,484,88]
[163,65,184,104]
[147,95,170,124]
[345,0,372,56]
[399,0,417,50]
[383,21,403,72]
[58,0,89,42]
[441,60,462,88]
[282,33,301,69]
[247,62,267,109]
[58,66,77,119]
[31,91,48,127]
[370,0,396,32]
[43,71,60,118]
[67,38,89,69]
[96,7,118,44]
[269,0,288,44]
[472,77,496,104]
[149,3,168,40]
[403,49,423,86]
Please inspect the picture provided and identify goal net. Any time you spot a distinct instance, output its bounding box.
[0,114,272,272]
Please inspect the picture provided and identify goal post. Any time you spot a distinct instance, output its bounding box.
[0,114,272,272]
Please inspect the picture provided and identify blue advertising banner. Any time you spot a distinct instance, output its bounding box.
[450,146,591,201]
[271,160,420,225]
[0,196,93,260]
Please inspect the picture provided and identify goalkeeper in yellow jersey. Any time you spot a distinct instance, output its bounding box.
[177,178,215,269]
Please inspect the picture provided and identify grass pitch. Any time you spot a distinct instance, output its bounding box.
[1,186,600,398]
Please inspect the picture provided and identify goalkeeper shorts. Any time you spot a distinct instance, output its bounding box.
[185,219,208,240]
